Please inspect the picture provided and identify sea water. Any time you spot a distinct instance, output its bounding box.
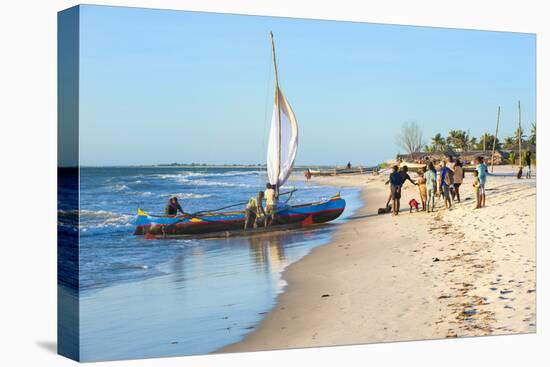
[59,166,361,361]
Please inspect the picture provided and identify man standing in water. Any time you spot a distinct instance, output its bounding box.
[244,191,266,229]
[264,183,277,226]
[476,156,488,207]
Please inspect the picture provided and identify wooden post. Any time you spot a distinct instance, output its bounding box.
[490,106,501,173]
[518,100,522,167]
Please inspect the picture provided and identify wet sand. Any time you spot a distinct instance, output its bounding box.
[221,166,536,352]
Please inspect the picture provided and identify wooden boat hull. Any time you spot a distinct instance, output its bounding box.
[134,196,346,236]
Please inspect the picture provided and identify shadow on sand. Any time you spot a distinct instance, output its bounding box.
[36,340,57,354]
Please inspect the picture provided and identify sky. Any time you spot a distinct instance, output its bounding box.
[71,5,536,166]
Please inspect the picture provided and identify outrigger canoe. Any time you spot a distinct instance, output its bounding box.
[134,195,345,237]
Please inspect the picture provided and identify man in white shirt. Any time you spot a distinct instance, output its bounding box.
[264,183,277,226]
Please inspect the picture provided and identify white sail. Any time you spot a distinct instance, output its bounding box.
[267,86,298,188]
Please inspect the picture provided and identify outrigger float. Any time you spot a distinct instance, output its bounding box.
[134,32,346,239]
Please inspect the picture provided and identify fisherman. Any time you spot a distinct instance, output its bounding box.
[244,191,266,229]
[165,197,185,216]
[264,183,277,226]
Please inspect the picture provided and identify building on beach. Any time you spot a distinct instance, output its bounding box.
[396,150,508,166]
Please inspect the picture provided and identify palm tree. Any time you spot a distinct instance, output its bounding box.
[508,151,517,165]
[431,133,445,152]
[469,137,478,151]
[502,136,515,150]
[514,127,525,145]
[478,133,500,151]
[529,122,536,145]
[447,130,468,151]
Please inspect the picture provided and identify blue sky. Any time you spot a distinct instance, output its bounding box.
[75,5,535,166]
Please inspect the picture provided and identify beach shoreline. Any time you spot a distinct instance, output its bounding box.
[221,166,536,353]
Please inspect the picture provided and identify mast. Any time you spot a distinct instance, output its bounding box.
[490,106,500,173]
[270,31,282,193]
[518,100,522,167]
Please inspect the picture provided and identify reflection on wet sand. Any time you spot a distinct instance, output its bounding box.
[248,234,286,273]
[246,226,333,274]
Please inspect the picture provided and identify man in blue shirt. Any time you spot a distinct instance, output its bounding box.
[476,156,488,207]
[385,165,416,211]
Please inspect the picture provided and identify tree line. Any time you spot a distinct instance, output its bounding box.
[396,121,536,154]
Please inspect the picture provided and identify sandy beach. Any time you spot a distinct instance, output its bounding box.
[222,165,536,353]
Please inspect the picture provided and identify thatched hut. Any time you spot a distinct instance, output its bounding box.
[458,150,507,165]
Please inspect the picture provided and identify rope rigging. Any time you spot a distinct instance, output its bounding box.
[163,188,299,229]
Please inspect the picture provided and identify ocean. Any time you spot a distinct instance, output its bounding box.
[59,166,361,361]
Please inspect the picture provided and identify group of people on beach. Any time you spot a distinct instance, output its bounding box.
[386,155,488,216]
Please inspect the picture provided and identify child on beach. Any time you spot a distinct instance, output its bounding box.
[424,162,437,213]
[417,167,427,211]
[475,156,488,207]
[473,170,481,209]
[409,198,419,213]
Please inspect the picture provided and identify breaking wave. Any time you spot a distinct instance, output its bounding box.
[79,210,134,231]
[113,184,130,192]
[189,179,255,188]
[152,173,256,188]
[161,193,212,199]
[184,171,260,179]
